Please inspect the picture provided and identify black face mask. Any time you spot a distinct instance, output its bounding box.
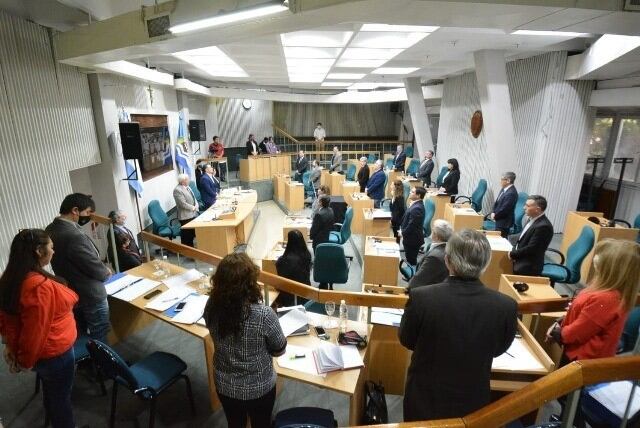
[78,215,92,226]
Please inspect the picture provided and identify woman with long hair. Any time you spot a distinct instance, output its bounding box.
[439,158,460,196]
[203,253,286,428]
[275,230,312,306]
[390,179,406,240]
[0,229,78,428]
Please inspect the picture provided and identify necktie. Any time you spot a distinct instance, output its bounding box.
[496,188,504,201]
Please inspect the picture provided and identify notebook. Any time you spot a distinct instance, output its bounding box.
[312,342,364,374]
[277,305,309,337]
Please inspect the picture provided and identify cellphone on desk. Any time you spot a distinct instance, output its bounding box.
[144,289,162,300]
[314,326,329,340]
[174,301,187,312]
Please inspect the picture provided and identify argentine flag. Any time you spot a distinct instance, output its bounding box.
[175,111,193,177]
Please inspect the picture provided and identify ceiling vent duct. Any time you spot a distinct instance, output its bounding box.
[146,14,171,38]
[624,0,640,11]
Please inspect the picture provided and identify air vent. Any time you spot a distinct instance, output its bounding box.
[146,14,171,38]
[624,0,640,11]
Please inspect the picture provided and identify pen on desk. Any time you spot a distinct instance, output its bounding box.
[505,351,515,358]
[161,297,180,303]
[290,354,306,360]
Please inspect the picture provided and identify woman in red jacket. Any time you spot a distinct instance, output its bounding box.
[0,229,78,428]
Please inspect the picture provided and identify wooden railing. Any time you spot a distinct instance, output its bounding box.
[273,123,300,144]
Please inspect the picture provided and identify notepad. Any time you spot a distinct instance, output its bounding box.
[144,286,193,311]
[277,306,309,337]
[163,269,203,288]
[111,278,161,302]
[486,235,513,252]
[370,307,403,326]
[588,381,640,419]
[104,274,143,295]
[312,342,364,374]
[277,345,324,377]
[492,338,545,371]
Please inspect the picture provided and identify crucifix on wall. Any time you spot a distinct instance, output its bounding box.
[146,85,154,108]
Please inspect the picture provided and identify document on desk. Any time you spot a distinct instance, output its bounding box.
[172,294,209,324]
[277,345,324,377]
[370,307,404,326]
[277,306,309,337]
[588,381,640,419]
[486,235,513,252]
[371,209,392,219]
[105,275,143,295]
[312,342,364,373]
[111,278,161,302]
[145,286,193,311]
[193,210,218,222]
[492,338,545,371]
[163,269,203,288]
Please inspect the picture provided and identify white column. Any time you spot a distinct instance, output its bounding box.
[473,50,518,184]
[403,77,434,159]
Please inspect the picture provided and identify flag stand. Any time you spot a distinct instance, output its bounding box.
[122,159,145,248]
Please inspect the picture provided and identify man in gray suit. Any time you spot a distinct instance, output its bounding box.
[408,219,452,290]
[416,150,435,187]
[173,173,199,247]
[329,146,342,173]
[46,193,112,343]
[310,160,322,191]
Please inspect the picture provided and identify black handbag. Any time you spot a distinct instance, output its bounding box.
[363,381,388,425]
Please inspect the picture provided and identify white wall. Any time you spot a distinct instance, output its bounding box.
[215,98,273,148]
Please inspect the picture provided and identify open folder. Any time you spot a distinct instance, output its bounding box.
[312,341,364,374]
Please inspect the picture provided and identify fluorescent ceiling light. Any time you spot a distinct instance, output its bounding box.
[173,46,248,78]
[94,61,174,86]
[283,47,342,58]
[350,32,429,49]
[321,82,352,87]
[335,59,387,68]
[281,31,353,47]
[286,58,336,68]
[326,73,366,79]
[341,48,403,60]
[170,3,288,34]
[511,30,591,37]
[360,24,439,33]
[289,74,325,83]
[372,67,419,74]
[349,82,380,90]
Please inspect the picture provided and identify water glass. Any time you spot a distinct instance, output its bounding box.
[324,301,336,329]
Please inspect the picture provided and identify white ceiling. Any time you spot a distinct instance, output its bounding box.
[3,0,640,91]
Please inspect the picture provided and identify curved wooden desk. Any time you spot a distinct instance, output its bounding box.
[182,190,258,257]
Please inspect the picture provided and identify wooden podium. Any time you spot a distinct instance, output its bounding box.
[444,203,483,231]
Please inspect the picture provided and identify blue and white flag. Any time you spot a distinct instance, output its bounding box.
[125,160,144,196]
[175,111,193,177]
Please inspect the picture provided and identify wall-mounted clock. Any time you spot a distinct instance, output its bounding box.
[242,99,252,110]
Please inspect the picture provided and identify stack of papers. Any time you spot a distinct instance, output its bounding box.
[105,275,161,302]
[172,294,210,324]
[588,381,640,419]
[486,235,513,252]
[371,210,392,219]
[370,307,403,326]
[312,342,364,374]
[492,338,545,371]
[145,287,193,311]
[163,269,204,288]
[277,306,309,337]
[277,344,323,377]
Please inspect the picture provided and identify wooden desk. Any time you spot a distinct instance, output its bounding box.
[182,190,257,257]
[274,174,290,203]
[329,172,345,196]
[498,274,561,330]
[444,203,483,231]
[424,191,450,227]
[341,181,360,200]
[240,154,290,182]
[262,241,286,275]
[348,193,374,234]
[282,216,312,241]
[275,313,371,426]
[363,236,399,286]
[480,234,513,290]
[285,182,305,213]
[320,169,330,187]
[560,211,639,283]
[363,209,392,250]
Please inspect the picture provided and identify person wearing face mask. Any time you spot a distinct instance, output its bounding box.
[45,193,112,344]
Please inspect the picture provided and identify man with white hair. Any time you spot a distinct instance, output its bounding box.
[407,219,452,290]
[365,160,385,207]
[173,173,198,247]
[393,144,407,172]
[357,156,370,192]
[400,229,517,422]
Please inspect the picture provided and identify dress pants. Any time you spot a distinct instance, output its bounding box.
[218,386,276,428]
[179,218,196,247]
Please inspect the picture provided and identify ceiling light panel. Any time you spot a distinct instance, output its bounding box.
[170,4,288,34]
[349,82,380,90]
[360,24,439,33]
[289,74,326,83]
[283,47,342,58]
[341,48,404,60]
[335,59,387,68]
[372,67,419,74]
[350,32,429,49]
[321,82,352,87]
[286,58,335,68]
[511,30,591,37]
[173,46,248,77]
[281,31,353,47]
[326,73,366,79]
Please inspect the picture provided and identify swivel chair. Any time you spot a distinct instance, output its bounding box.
[541,225,595,286]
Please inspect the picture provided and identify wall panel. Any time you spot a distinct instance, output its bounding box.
[216,98,273,148]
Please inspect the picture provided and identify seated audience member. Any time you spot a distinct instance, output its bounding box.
[399,186,426,266]
[508,195,553,276]
[204,253,286,428]
[311,185,330,217]
[199,164,220,210]
[439,158,460,196]
[393,144,407,172]
[390,180,406,239]
[329,146,342,173]
[258,137,269,155]
[0,229,79,427]
[357,156,370,193]
[416,150,435,187]
[208,135,224,159]
[275,230,312,307]
[107,209,141,259]
[365,160,385,207]
[266,137,279,154]
[400,229,517,422]
[294,150,309,183]
[489,171,518,238]
[310,160,322,191]
[309,195,334,252]
[408,219,453,290]
[173,174,199,247]
[116,234,142,271]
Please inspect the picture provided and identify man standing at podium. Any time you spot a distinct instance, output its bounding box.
[508,195,554,276]
[399,230,517,421]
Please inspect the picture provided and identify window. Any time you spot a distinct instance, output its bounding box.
[585,116,613,175]
[609,117,640,182]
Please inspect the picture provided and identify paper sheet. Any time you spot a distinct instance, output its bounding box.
[340,344,364,369]
[370,308,403,326]
[278,307,309,337]
[112,278,161,302]
[486,235,513,252]
[163,269,203,288]
[144,286,193,311]
[372,210,392,219]
[277,345,324,377]
[588,381,640,419]
[104,275,143,295]
[172,294,210,324]
[492,338,545,371]
[193,210,218,222]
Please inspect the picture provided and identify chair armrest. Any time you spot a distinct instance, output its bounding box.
[170,218,181,227]
[471,201,481,212]
[454,195,471,204]
[333,223,343,228]
[545,248,565,265]
[612,218,631,228]
[543,262,572,281]
[483,213,493,221]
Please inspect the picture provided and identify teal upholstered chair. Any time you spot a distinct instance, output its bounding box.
[435,166,448,188]
[313,243,352,289]
[455,179,487,212]
[86,340,195,428]
[403,181,411,203]
[367,153,377,163]
[406,159,420,176]
[147,200,181,240]
[385,158,394,170]
[423,198,436,237]
[635,214,640,243]
[329,207,353,244]
[404,146,414,158]
[302,171,315,200]
[399,259,415,281]
[188,181,205,211]
[346,163,356,181]
[542,226,595,285]
[483,191,528,234]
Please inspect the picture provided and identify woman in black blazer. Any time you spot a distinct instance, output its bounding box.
[357,157,370,192]
[440,158,460,195]
[390,180,406,240]
[275,230,312,306]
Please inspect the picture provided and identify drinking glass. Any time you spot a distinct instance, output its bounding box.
[324,301,336,329]
[151,259,162,277]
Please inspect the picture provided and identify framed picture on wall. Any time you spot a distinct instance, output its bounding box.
[131,114,173,180]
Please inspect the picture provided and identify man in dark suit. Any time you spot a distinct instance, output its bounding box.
[46,193,112,343]
[258,137,269,154]
[294,150,309,183]
[416,150,435,187]
[400,229,517,422]
[408,219,452,290]
[399,186,426,266]
[490,171,518,238]
[365,160,385,207]
[393,144,407,172]
[310,195,334,252]
[199,164,220,209]
[509,195,554,276]
[356,156,370,193]
[107,209,142,267]
[246,133,258,157]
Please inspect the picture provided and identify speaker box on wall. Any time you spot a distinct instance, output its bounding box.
[189,120,206,141]
[390,102,400,113]
[119,122,143,160]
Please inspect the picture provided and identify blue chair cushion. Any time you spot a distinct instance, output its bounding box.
[541,264,569,282]
[482,220,496,231]
[328,231,341,243]
[128,351,187,398]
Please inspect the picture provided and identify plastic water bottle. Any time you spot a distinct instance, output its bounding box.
[339,300,348,334]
